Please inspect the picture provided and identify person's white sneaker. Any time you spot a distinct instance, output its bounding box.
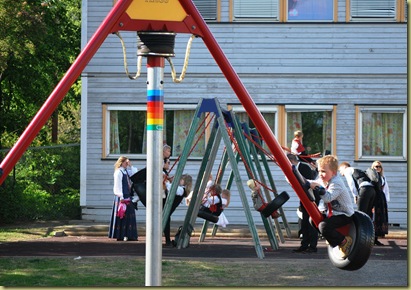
[123,237,128,241]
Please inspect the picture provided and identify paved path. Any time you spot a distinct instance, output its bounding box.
[0,221,407,286]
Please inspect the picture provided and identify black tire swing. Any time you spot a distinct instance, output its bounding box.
[327,211,375,271]
[261,191,290,218]
[227,122,290,220]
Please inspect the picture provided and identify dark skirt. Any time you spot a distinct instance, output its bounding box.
[373,190,389,237]
[108,196,138,240]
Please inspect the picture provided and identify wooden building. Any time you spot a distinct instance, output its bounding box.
[80,0,407,228]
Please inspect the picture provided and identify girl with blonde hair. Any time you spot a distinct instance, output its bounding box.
[108,156,138,241]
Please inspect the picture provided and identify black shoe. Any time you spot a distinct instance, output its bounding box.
[292,246,308,253]
[374,240,384,246]
[305,247,317,253]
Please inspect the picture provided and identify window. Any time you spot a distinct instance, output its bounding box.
[103,104,205,158]
[350,0,396,21]
[233,0,279,21]
[288,0,334,21]
[286,105,335,156]
[357,106,407,160]
[230,105,278,152]
[193,0,217,20]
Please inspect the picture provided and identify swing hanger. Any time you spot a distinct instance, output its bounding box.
[115,31,195,83]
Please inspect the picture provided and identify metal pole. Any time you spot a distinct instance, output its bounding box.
[145,56,164,286]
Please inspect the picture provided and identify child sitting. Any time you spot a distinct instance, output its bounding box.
[199,183,223,216]
[216,189,231,227]
[247,179,280,219]
[309,155,355,258]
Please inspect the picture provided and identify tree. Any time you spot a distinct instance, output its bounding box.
[0,0,82,222]
[0,0,81,152]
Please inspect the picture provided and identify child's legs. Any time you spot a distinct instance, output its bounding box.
[318,215,352,247]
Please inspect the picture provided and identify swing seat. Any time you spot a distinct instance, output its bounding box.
[132,182,147,207]
[197,210,220,223]
[130,168,147,184]
[261,191,290,218]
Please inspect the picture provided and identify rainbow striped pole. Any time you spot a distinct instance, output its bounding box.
[145,56,164,286]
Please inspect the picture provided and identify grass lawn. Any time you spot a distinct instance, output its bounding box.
[0,225,290,287]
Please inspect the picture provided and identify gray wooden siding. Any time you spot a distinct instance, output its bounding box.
[80,0,407,227]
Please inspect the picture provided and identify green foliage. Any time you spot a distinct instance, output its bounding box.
[301,112,324,153]
[0,0,81,149]
[0,145,81,224]
[0,0,82,224]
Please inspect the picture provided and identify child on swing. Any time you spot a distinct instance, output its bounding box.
[308,155,354,258]
[247,179,280,219]
[199,183,223,216]
[216,189,231,227]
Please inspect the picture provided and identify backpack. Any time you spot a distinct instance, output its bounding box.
[366,167,382,190]
[173,224,194,248]
[352,168,371,186]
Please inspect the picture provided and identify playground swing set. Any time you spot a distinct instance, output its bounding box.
[0,0,375,273]
[157,98,291,259]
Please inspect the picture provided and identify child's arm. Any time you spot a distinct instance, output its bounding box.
[310,181,346,203]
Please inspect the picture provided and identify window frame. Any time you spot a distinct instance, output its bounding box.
[286,0,335,22]
[193,0,218,21]
[228,104,279,159]
[102,103,201,159]
[284,104,337,155]
[348,0,399,22]
[232,0,279,21]
[356,105,407,161]
[229,104,279,135]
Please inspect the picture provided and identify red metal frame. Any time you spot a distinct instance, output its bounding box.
[0,0,323,226]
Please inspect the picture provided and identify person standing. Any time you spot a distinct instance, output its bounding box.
[338,162,376,219]
[108,156,138,241]
[370,161,389,246]
[287,153,319,253]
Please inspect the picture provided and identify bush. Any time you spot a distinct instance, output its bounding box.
[0,144,81,225]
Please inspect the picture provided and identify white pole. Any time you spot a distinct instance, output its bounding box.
[145,56,164,286]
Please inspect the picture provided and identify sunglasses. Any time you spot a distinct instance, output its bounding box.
[374,166,382,169]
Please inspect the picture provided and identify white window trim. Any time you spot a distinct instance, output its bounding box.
[357,106,407,161]
[285,105,334,112]
[103,103,198,159]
